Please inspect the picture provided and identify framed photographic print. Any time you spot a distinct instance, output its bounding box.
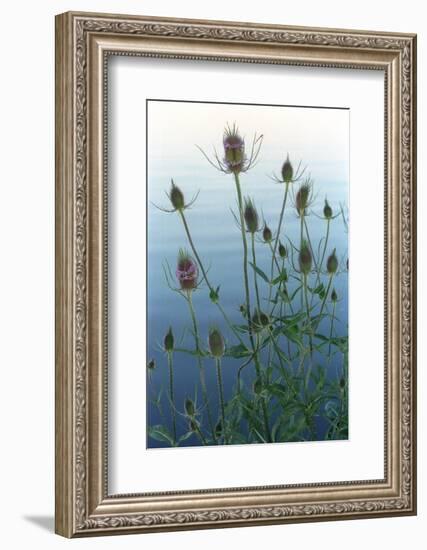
[55,11,417,537]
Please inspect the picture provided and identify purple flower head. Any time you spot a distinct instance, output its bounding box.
[176,249,198,291]
[223,124,246,173]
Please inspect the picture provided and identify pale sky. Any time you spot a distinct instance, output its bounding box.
[147,99,349,185]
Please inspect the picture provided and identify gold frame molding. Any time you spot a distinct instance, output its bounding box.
[55,11,417,538]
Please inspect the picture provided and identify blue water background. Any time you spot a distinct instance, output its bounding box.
[147,109,349,448]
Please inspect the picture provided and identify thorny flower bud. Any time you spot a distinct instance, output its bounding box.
[243,197,259,234]
[253,378,263,395]
[176,249,198,291]
[147,358,156,371]
[252,309,269,332]
[209,286,220,304]
[215,419,223,438]
[239,304,247,318]
[278,241,287,259]
[168,180,185,211]
[263,224,272,243]
[299,240,312,275]
[326,249,338,275]
[296,182,311,215]
[208,327,225,358]
[281,154,293,184]
[323,199,333,219]
[184,398,195,417]
[339,377,346,390]
[223,125,245,173]
[331,288,338,303]
[164,327,174,352]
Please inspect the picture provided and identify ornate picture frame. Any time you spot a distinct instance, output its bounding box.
[55,11,417,537]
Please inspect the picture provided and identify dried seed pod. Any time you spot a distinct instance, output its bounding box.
[223,126,245,173]
[281,154,293,183]
[164,327,174,352]
[176,249,198,291]
[168,180,185,211]
[278,241,287,259]
[208,327,225,358]
[184,398,195,417]
[263,224,272,243]
[299,240,312,274]
[243,197,259,234]
[326,249,338,275]
[323,199,333,219]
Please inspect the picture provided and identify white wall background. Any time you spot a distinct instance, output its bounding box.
[0,1,423,548]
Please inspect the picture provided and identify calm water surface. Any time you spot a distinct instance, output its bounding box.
[146,105,349,448]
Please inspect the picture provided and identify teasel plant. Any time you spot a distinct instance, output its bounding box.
[163,327,177,445]
[197,123,272,442]
[208,327,228,444]
[148,122,349,447]
[153,179,247,349]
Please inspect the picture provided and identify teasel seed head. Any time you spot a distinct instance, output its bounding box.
[281,154,293,184]
[252,309,269,332]
[296,182,311,215]
[331,288,338,303]
[208,327,225,358]
[253,378,263,395]
[323,199,333,219]
[243,197,259,234]
[239,304,247,318]
[215,419,223,438]
[176,249,198,291]
[184,398,195,417]
[164,327,174,352]
[223,124,245,173]
[209,286,220,304]
[299,240,312,275]
[262,223,272,243]
[168,180,185,211]
[147,358,156,371]
[278,241,287,259]
[326,249,338,275]
[339,377,346,390]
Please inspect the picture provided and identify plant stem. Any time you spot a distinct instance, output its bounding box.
[308,216,328,309]
[233,172,271,443]
[251,233,261,312]
[319,219,331,279]
[194,423,208,445]
[315,274,334,333]
[179,209,247,348]
[270,182,290,280]
[233,173,254,340]
[303,273,314,389]
[186,292,217,443]
[299,213,304,310]
[215,357,227,444]
[167,351,176,445]
[303,217,319,274]
[327,299,336,366]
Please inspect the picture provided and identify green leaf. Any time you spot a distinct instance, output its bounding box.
[249,262,270,283]
[148,425,175,445]
[271,269,288,286]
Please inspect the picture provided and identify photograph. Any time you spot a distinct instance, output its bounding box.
[146,100,350,448]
